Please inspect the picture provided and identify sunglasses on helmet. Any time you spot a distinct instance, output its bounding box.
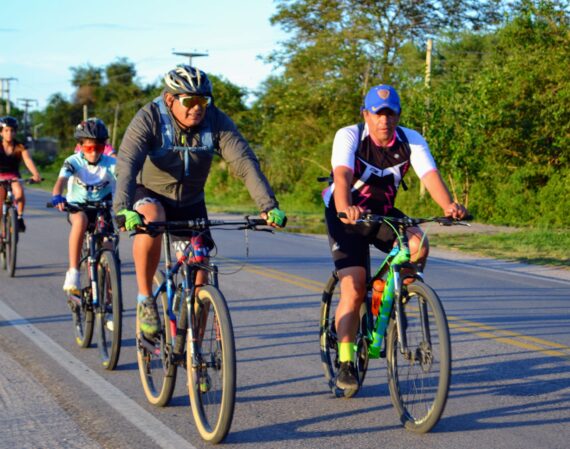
[81,143,106,154]
[177,95,211,109]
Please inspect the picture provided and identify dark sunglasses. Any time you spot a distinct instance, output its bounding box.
[82,143,105,154]
[177,95,211,109]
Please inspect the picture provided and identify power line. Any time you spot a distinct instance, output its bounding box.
[18,98,38,136]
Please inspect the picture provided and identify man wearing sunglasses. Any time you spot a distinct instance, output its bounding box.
[51,118,117,293]
[113,64,286,339]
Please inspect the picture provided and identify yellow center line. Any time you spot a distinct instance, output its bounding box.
[221,258,570,360]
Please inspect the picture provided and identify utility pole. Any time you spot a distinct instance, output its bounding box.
[172,50,209,67]
[111,104,120,149]
[18,98,38,138]
[0,77,18,115]
[420,38,433,198]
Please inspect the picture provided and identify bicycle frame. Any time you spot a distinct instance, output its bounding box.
[367,220,423,359]
[69,204,119,307]
[1,181,16,228]
[150,230,217,366]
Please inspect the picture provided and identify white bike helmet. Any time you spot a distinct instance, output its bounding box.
[164,65,213,96]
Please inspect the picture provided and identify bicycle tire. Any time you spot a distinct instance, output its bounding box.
[136,271,177,406]
[0,215,7,271]
[386,282,451,433]
[7,207,17,277]
[73,246,94,347]
[96,250,123,370]
[319,274,369,398]
[187,285,236,443]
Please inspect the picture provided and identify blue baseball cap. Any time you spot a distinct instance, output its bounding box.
[363,85,401,114]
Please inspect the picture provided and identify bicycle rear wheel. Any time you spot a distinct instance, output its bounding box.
[96,250,123,370]
[136,271,177,406]
[386,282,451,433]
[73,249,94,347]
[319,274,369,398]
[0,216,7,271]
[6,208,18,277]
[187,285,236,443]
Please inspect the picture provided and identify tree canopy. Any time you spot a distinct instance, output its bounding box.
[29,0,570,227]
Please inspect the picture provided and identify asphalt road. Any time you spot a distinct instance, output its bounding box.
[1,188,569,449]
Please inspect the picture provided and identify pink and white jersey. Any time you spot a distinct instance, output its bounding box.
[323,124,437,214]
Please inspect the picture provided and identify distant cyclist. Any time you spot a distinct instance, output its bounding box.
[323,85,467,392]
[113,64,286,338]
[0,116,42,232]
[51,118,116,294]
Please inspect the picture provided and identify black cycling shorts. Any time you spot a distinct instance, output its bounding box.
[67,194,113,232]
[133,185,214,249]
[325,206,406,271]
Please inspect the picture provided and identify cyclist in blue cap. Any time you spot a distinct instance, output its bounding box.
[323,84,467,393]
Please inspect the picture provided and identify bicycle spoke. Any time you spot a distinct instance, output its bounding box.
[387,283,451,433]
[188,286,235,443]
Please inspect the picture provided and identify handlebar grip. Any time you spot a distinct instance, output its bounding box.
[249,218,269,226]
[337,212,347,219]
[46,202,54,208]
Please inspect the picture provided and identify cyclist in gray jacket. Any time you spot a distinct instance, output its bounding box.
[114,65,286,338]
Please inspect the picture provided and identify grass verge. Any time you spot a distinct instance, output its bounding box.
[429,230,569,268]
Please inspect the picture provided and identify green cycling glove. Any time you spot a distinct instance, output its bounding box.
[116,209,143,231]
[266,207,287,227]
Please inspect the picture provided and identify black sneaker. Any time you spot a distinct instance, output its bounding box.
[336,361,359,391]
[138,297,160,338]
[17,217,26,232]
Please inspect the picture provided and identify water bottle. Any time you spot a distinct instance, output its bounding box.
[172,285,182,314]
[371,279,385,317]
[369,275,394,358]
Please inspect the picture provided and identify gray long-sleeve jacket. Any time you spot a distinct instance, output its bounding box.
[113,95,278,213]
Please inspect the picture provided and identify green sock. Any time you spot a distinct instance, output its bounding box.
[338,342,355,363]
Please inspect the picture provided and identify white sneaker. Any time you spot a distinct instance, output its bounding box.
[63,268,80,294]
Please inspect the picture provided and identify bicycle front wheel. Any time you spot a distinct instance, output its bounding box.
[6,208,18,277]
[96,250,123,370]
[73,249,94,347]
[136,271,177,406]
[386,282,451,433]
[187,285,236,443]
[0,216,7,271]
[319,274,369,398]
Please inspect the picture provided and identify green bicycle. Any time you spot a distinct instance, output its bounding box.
[320,213,469,433]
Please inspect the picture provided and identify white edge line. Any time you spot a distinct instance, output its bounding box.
[0,300,197,449]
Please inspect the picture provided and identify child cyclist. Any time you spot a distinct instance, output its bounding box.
[51,118,116,293]
[0,116,42,231]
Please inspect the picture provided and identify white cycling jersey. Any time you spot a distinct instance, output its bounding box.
[59,153,116,203]
[323,124,437,214]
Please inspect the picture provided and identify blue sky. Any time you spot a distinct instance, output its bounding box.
[0,0,287,110]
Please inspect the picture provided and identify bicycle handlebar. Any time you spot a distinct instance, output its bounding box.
[338,212,473,227]
[46,200,114,213]
[0,177,43,186]
[142,216,271,233]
